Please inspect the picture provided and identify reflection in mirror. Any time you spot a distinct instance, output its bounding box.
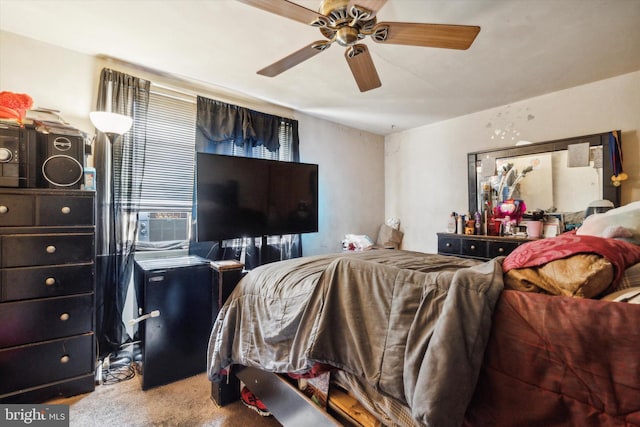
[478,146,604,213]
[468,131,621,228]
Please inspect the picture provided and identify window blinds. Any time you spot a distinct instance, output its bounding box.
[139,87,197,211]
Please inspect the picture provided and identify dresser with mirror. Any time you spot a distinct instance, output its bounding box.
[438,131,621,261]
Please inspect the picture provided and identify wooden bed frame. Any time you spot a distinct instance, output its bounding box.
[210,367,379,427]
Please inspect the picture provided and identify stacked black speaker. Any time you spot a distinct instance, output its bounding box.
[0,121,85,189]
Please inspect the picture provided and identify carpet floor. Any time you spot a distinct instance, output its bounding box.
[48,370,282,427]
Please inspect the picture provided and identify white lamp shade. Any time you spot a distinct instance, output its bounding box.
[90,111,133,135]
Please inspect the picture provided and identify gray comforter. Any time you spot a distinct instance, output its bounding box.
[207,250,504,427]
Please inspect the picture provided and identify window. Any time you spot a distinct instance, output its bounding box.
[135,85,298,250]
[136,86,196,249]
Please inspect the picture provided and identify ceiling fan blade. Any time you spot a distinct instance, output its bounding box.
[236,0,322,25]
[373,22,480,50]
[347,0,388,17]
[345,44,381,92]
[258,41,330,77]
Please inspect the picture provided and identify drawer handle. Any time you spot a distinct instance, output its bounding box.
[0,205,7,214]
[60,312,70,321]
[46,245,56,254]
[45,277,56,286]
[61,206,71,214]
[470,245,476,250]
[445,243,451,247]
[60,355,70,364]
[498,247,505,253]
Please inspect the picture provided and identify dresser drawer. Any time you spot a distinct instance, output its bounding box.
[0,333,93,395]
[0,294,93,347]
[0,195,35,226]
[488,240,521,258]
[438,235,461,255]
[461,239,488,259]
[1,233,94,267]
[438,233,529,261]
[1,263,94,302]
[36,195,94,226]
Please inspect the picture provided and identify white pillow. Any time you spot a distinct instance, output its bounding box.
[577,201,640,243]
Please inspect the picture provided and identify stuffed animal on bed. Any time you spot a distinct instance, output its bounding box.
[576,201,640,244]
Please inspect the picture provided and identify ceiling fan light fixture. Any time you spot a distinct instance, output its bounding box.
[336,26,359,46]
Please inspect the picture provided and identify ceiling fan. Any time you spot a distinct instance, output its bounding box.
[237,0,480,92]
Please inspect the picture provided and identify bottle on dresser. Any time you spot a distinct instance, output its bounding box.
[447,212,457,233]
[474,211,483,235]
[465,213,475,235]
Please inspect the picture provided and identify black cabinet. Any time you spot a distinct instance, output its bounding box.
[134,256,215,390]
[0,188,96,403]
[437,232,530,261]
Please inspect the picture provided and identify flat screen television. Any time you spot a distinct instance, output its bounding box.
[195,153,318,242]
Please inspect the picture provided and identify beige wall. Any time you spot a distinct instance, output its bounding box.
[296,115,384,253]
[385,71,640,253]
[0,30,385,256]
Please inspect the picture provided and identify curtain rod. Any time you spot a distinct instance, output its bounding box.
[150,84,196,105]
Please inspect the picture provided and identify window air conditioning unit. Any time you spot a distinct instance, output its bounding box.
[137,212,190,242]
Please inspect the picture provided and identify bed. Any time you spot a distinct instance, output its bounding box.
[206,231,640,427]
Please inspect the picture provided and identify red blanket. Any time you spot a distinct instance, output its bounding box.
[502,231,640,283]
[465,290,640,426]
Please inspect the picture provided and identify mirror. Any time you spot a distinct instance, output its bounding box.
[468,131,620,217]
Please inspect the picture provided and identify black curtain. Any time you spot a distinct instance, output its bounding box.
[194,96,301,266]
[196,97,289,155]
[94,68,150,356]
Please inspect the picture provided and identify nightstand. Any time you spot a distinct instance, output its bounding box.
[209,259,244,406]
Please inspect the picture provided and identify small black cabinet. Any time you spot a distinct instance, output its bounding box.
[134,255,214,390]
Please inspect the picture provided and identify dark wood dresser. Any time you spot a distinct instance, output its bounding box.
[0,188,96,403]
[437,232,533,261]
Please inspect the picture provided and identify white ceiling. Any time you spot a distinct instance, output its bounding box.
[1,0,639,136]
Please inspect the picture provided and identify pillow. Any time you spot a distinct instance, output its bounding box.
[614,262,640,291]
[376,224,404,249]
[504,253,614,298]
[577,201,640,243]
[502,230,640,286]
